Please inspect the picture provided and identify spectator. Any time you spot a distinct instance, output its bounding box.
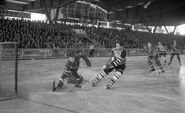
[0,18,185,49]
[89,43,95,57]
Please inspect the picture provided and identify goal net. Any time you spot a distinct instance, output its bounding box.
[0,42,18,98]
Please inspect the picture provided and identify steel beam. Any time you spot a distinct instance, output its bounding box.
[153,26,157,33]
[146,25,151,33]
[24,0,76,11]
[53,0,63,22]
[41,0,52,23]
[172,26,177,35]
[164,26,169,34]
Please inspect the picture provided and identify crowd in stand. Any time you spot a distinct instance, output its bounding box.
[86,27,185,49]
[0,18,185,50]
[0,18,88,48]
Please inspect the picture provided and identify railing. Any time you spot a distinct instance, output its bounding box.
[2,48,183,60]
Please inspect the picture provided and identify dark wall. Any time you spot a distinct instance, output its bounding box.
[0,0,5,5]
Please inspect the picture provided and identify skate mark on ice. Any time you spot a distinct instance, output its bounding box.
[80,92,93,113]
[80,92,106,113]
[18,94,80,113]
[104,90,179,101]
[110,100,118,113]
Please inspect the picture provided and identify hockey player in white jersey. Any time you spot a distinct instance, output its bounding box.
[157,42,167,64]
[91,42,126,89]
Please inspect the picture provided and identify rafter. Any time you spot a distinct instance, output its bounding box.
[23,0,77,11]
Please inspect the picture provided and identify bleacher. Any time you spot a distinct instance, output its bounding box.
[1,18,185,50]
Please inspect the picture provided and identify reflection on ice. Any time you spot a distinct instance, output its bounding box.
[179,66,185,82]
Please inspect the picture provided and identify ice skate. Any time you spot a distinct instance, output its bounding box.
[150,68,156,72]
[91,79,99,87]
[105,83,112,89]
[58,80,64,88]
[161,69,165,73]
[52,80,64,92]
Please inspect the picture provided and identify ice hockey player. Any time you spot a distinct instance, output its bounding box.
[91,42,126,89]
[53,49,91,92]
[168,40,181,65]
[157,42,167,64]
[146,42,165,73]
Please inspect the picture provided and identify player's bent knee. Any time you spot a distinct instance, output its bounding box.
[102,65,107,70]
[116,70,123,76]
[103,67,112,74]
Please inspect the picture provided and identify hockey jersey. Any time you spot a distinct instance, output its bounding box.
[63,60,78,76]
[157,44,166,52]
[146,47,158,57]
[63,54,91,75]
[107,47,126,67]
[171,44,180,52]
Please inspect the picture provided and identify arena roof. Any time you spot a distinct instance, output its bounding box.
[100,0,185,26]
[1,0,185,26]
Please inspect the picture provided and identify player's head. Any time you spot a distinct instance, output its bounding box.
[173,40,176,45]
[148,42,152,48]
[158,42,161,45]
[115,42,122,49]
[69,53,75,63]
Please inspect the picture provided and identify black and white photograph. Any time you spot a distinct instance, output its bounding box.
[0,0,185,113]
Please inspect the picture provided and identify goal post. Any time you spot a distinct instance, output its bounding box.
[0,42,18,97]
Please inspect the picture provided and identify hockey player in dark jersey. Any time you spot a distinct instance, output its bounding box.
[168,40,181,65]
[147,42,165,73]
[91,42,126,89]
[52,50,91,92]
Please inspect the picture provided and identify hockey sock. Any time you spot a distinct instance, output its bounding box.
[96,71,107,82]
[164,57,167,63]
[92,71,107,87]
[168,55,174,65]
[108,71,122,86]
[177,57,181,65]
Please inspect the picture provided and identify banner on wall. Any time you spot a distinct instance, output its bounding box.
[1,48,152,60]
[128,49,138,55]
[23,49,52,57]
